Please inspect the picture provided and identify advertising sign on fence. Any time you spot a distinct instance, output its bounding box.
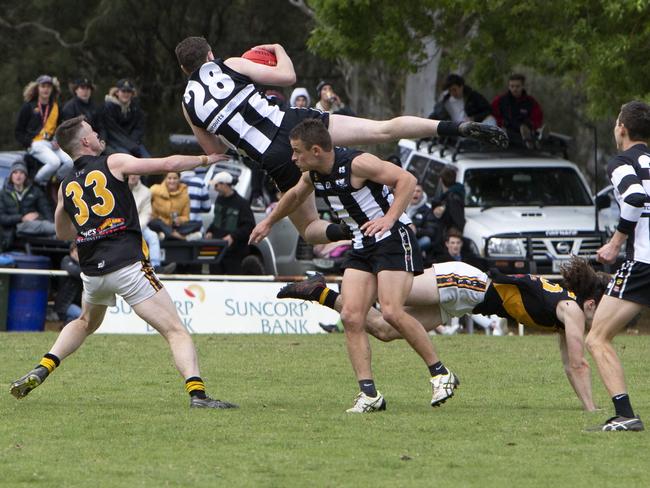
[97,280,340,334]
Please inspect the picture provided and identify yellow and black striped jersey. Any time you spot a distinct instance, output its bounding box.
[473,272,576,330]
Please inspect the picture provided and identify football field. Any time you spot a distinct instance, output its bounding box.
[1,333,648,487]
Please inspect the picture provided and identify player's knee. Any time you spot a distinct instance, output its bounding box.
[585,331,605,354]
[340,309,364,330]
[380,306,404,327]
[161,321,191,340]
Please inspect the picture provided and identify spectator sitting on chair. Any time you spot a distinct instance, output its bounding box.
[205,171,255,274]
[128,174,176,273]
[429,74,495,125]
[492,73,544,149]
[314,81,356,116]
[0,160,56,251]
[289,87,310,108]
[102,79,150,157]
[54,242,82,326]
[149,171,201,240]
[61,77,103,136]
[15,75,73,185]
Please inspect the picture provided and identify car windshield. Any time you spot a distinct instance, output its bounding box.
[464,167,593,207]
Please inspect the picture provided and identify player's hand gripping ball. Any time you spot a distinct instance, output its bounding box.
[241,48,277,66]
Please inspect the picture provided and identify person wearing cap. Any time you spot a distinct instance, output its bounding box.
[0,160,56,250]
[429,73,494,126]
[205,171,255,274]
[314,81,355,116]
[61,77,103,135]
[289,87,310,108]
[14,74,74,185]
[101,78,150,158]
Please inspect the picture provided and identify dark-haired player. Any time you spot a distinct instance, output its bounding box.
[250,119,459,413]
[585,100,650,432]
[174,36,507,248]
[278,256,610,411]
[10,116,237,409]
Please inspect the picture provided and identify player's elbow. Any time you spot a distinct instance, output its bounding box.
[284,72,297,86]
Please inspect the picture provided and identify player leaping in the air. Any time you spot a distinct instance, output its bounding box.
[175,36,508,247]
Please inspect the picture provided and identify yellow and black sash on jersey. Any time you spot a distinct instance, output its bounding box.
[473,271,576,330]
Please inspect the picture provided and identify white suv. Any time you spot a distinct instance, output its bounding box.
[398,138,619,274]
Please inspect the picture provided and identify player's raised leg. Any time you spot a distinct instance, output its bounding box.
[10,301,107,399]
[132,286,238,409]
[328,114,509,149]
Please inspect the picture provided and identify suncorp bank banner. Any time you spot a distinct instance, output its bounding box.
[96,280,340,334]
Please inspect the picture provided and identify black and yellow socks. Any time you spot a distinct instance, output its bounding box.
[36,353,60,378]
[185,376,207,400]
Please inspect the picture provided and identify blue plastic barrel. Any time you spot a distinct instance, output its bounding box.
[7,253,51,332]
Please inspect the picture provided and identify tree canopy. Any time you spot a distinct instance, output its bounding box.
[307,0,650,118]
[0,0,333,152]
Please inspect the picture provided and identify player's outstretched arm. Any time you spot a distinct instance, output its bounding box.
[249,172,314,244]
[107,152,229,180]
[557,300,597,411]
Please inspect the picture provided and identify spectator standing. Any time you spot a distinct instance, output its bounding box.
[102,79,150,157]
[15,75,73,185]
[54,243,82,326]
[492,73,544,149]
[128,174,176,273]
[149,172,201,240]
[429,74,494,125]
[314,81,356,116]
[289,87,310,108]
[205,171,255,274]
[431,166,465,233]
[61,77,103,135]
[0,160,56,250]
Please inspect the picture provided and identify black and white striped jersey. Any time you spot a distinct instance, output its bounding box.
[182,59,284,162]
[310,147,412,250]
[608,143,650,263]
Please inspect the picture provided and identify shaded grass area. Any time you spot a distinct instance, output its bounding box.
[1,333,648,487]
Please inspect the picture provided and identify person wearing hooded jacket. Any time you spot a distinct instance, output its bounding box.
[101,79,150,157]
[0,160,56,250]
[289,87,311,108]
[15,75,74,185]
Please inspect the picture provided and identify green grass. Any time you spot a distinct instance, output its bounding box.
[1,333,649,487]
